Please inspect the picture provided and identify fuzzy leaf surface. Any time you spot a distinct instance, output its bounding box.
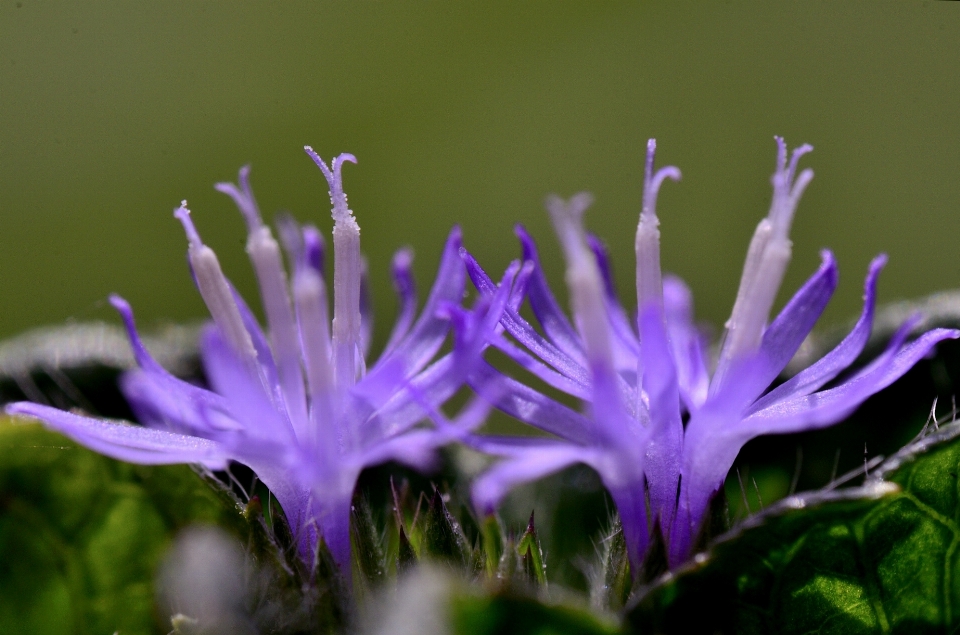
[628,420,960,634]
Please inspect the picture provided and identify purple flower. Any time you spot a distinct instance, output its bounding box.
[460,138,960,570]
[6,148,476,578]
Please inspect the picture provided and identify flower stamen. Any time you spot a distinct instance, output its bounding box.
[174,202,259,373]
[218,168,308,431]
[714,138,814,391]
[305,147,362,391]
[636,139,682,313]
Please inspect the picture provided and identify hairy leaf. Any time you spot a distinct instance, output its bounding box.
[627,420,960,634]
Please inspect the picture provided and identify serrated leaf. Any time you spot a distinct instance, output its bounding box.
[626,420,960,634]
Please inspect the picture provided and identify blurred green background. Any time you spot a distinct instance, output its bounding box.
[2,2,959,347]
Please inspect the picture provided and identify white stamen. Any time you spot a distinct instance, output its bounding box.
[174,203,258,369]
[215,165,262,232]
[546,193,614,368]
[305,147,362,390]
[634,140,680,426]
[714,138,814,390]
[635,139,681,312]
[217,169,309,433]
[294,267,335,450]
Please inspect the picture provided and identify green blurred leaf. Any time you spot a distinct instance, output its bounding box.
[479,515,503,579]
[626,419,960,634]
[0,417,247,635]
[450,592,620,635]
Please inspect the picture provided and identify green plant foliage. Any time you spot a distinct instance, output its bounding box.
[0,417,246,635]
[516,512,546,588]
[420,488,473,570]
[450,593,621,635]
[627,420,960,634]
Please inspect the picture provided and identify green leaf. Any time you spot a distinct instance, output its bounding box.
[626,420,960,634]
[480,515,503,579]
[0,417,246,635]
[450,592,620,635]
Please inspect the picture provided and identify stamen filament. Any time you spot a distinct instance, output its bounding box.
[635,139,681,312]
[546,193,614,371]
[294,266,335,451]
[174,203,258,370]
[305,147,362,390]
[713,138,814,390]
[217,170,308,434]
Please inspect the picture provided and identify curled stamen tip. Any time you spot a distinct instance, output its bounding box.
[392,247,414,271]
[173,201,203,247]
[333,153,358,171]
[546,193,594,236]
[655,166,682,184]
[108,294,140,338]
[108,293,132,316]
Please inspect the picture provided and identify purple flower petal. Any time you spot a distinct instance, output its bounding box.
[472,444,597,515]
[199,325,297,445]
[748,254,887,414]
[469,360,595,445]
[6,402,229,469]
[488,332,590,399]
[374,227,465,376]
[119,370,239,437]
[462,247,591,386]
[743,326,960,436]
[587,234,643,372]
[515,225,587,363]
[637,304,682,523]
[111,295,239,438]
[353,429,440,473]
[663,275,710,411]
[381,247,418,357]
[731,251,838,402]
